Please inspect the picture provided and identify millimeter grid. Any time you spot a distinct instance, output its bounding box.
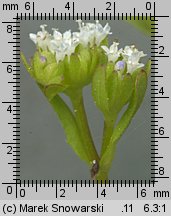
[1,1,170,199]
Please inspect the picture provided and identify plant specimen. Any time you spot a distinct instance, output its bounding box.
[21,20,150,182]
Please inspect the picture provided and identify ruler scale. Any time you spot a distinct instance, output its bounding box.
[0,0,171,215]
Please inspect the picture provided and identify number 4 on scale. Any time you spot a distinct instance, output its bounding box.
[65,2,75,11]
[159,87,164,95]
[7,105,12,113]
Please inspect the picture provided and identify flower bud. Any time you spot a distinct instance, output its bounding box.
[21,50,67,100]
[92,67,133,119]
[92,58,150,120]
[63,44,101,89]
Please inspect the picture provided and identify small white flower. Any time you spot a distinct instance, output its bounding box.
[95,20,111,45]
[50,30,79,62]
[52,28,62,42]
[30,25,79,63]
[29,24,52,50]
[101,42,122,63]
[122,45,146,73]
[76,20,111,47]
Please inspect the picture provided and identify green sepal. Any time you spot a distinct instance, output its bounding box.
[118,73,134,110]
[106,62,114,78]
[100,37,109,47]
[45,61,64,84]
[78,46,92,82]
[39,83,68,101]
[40,50,56,64]
[92,65,109,115]
[144,59,151,76]
[131,67,142,83]
[32,51,46,82]
[106,71,119,112]
[32,51,64,86]
[131,59,151,82]
[64,54,82,87]
[133,70,148,111]
[20,52,33,76]
[89,47,99,77]
[106,72,133,114]
[97,47,108,65]
[22,50,67,100]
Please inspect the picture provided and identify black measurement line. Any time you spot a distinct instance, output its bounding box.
[52,8,54,20]
[151,176,169,179]
[151,55,169,58]
[2,21,20,24]
[73,2,75,19]
[15,181,18,198]
[151,96,169,99]
[133,8,136,19]
[114,2,116,20]
[55,180,57,198]
[75,180,78,192]
[33,1,35,20]
[96,181,99,198]
[93,8,96,20]
[2,61,19,64]
[136,181,139,198]
[155,15,169,17]
[2,142,19,145]
[2,101,19,104]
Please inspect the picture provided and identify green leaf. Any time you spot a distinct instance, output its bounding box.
[50,95,89,164]
[89,47,99,76]
[144,59,151,76]
[106,71,119,111]
[133,70,148,111]
[100,37,109,46]
[92,66,109,115]
[78,47,91,71]
[99,70,148,175]
[40,50,56,64]
[20,52,33,76]
[32,51,47,83]
[107,72,133,114]
[43,84,68,101]
[118,73,134,110]
[64,54,82,86]
[43,63,63,85]
[106,62,114,78]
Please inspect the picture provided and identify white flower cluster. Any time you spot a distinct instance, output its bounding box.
[29,21,111,63]
[29,21,146,72]
[76,20,111,47]
[102,43,146,73]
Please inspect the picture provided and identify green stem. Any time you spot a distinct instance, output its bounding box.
[69,89,100,163]
[97,142,117,182]
[100,118,115,157]
[97,70,148,181]
[98,95,140,178]
[50,95,90,164]
[95,171,109,183]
